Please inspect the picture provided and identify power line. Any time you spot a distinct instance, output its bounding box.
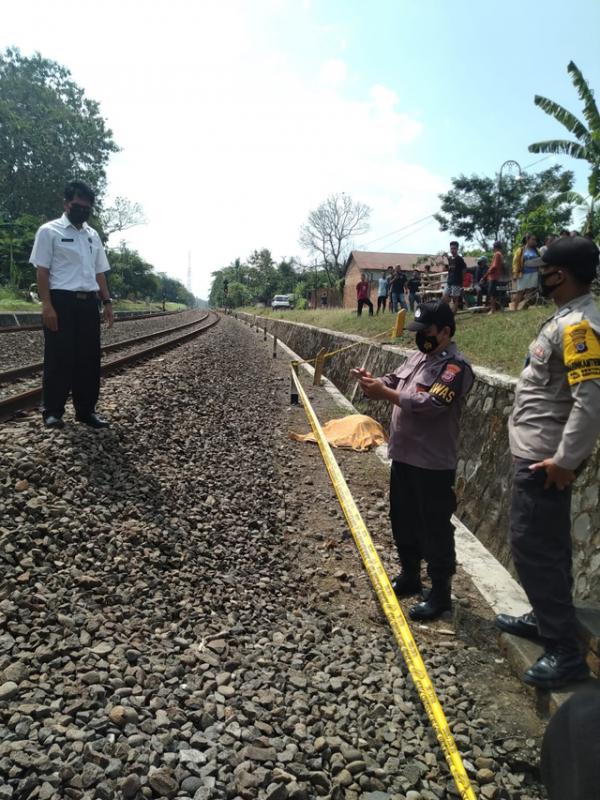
[522,155,553,170]
[357,155,557,254]
[384,218,438,250]
[361,214,435,248]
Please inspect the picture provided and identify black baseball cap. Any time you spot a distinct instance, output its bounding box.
[408,301,456,335]
[528,236,599,282]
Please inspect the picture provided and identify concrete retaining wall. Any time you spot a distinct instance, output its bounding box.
[238,312,600,604]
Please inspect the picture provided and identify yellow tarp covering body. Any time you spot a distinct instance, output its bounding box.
[290,414,388,451]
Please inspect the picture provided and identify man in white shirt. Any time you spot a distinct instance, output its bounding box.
[29,180,113,429]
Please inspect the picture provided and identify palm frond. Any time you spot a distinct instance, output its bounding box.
[528,139,587,159]
[567,61,600,135]
[553,190,586,206]
[533,95,590,143]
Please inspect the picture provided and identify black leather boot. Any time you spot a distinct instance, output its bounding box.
[409,578,452,621]
[495,611,540,640]
[391,560,422,598]
[523,641,589,690]
[391,571,422,598]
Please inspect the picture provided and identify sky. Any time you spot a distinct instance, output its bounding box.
[3,0,600,298]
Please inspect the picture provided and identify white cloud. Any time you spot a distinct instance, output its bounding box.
[2,0,448,297]
[319,58,347,88]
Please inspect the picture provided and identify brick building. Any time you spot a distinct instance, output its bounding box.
[342,250,478,309]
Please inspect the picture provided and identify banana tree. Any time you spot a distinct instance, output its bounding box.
[529,61,600,235]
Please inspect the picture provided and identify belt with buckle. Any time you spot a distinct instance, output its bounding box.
[75,292,93,300]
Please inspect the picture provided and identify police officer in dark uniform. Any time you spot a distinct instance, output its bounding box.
[354,302,474,620]
[496,236,600,689]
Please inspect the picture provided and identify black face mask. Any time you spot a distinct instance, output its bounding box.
[540,270,564,298]
[416,332,439,353]
[67,203,91,225]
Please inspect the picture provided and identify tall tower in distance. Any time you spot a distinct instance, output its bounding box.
[186,251,192,293]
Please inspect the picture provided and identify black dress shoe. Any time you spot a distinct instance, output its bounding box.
[76,413,110,429]
[391,573,422,598]
[409,579,452,621]
[495,611,540,640]
[44,415,65,429]
[523,643,589,690]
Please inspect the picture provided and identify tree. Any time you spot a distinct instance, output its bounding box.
[299,193,371,285]
[434,166,575,249]
[247,248,278,303]
[0,214,41,288]
[100,197,146,240]
[0,47,119,221]
[529,61,600,234]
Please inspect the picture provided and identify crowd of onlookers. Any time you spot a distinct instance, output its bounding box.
[355,230,598,317]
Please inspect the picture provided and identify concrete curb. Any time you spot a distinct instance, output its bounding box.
[248,318,597,717]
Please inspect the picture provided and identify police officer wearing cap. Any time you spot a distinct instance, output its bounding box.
[496,236,600,689]
[30,180,113,430]
[354,302,474,620]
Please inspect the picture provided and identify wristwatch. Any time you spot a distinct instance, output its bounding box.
[102,298,113,305]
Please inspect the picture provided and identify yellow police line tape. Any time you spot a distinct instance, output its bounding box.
[293,309,407,366]
[290,365,477,800]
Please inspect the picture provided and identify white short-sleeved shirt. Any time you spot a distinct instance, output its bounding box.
[29,214,110,291]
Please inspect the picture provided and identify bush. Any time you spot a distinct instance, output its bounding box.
[295,297,308,310]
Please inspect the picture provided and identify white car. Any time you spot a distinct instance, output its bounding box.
[271,295,293,310]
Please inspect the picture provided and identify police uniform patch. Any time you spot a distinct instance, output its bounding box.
[441,363,462,383]
[428,359,465,406]
[563,321,600,385]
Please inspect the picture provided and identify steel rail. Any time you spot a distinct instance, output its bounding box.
[0,313,209,385]
[0,309,182,335]
[0,312,220,423]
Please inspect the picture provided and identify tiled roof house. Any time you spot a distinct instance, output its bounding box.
[342,250,479,308]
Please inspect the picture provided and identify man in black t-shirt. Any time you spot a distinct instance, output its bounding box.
[406,270,420,311]
[389,266,408,312]
[442,241,467,313]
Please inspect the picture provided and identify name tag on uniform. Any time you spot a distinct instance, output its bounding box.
[61,238,74,242]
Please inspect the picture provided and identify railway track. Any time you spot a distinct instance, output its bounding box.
[0,310,219,422]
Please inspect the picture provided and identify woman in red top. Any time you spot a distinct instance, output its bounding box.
[482,241,503,313]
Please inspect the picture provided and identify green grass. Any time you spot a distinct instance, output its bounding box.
[0,287,187,314]
[238,305,566,376]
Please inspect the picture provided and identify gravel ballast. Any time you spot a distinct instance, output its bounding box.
[0,316,547,799]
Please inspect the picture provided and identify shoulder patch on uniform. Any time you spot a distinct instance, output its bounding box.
[563,321,600,385]
[440,363,462,383]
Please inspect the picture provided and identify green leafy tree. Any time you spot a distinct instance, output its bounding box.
[247,248,278,303]
[515,205,564,248]
[434,166,574,249]
[0,214,42,287]
[529,61,600,233]
[0,47,119,220]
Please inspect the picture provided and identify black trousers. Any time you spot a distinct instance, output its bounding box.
[510,457,576,642]
[357,298,373,316]
[376,295,387,313]
[42,290,101,419]
[389,460,457,582]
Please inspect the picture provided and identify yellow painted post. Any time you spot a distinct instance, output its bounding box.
[313,348,326,386]
[393,308,406,338]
